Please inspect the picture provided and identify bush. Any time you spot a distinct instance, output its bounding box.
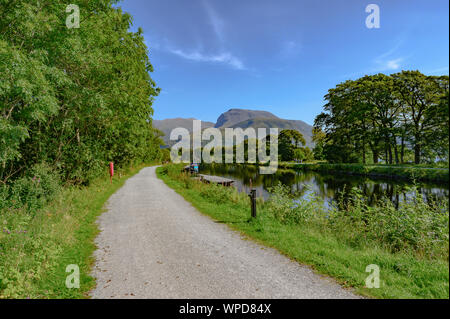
[159,166,169,175]
[7,163,61,212]
[199,183,232,204]
[264,182,449,258]
[266,183,326,224]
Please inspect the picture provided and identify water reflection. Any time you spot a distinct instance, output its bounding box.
[200,164,449,207]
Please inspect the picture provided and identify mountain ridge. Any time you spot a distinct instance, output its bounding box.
[214,108,280,128]
[153,108,313,147]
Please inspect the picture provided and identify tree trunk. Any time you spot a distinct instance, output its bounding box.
[393,142,399,164]
[400,135,405,163]
[414,143,421,164]
[362,140,366,164]
[372,149,379,164]
[414,133,421,164]
[388,143,393,164]
[384,145,388,164]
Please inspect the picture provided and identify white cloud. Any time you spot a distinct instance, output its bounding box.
[384,58,403,70]
[170,49,245,70]
[202,0,225,44]
[373,44,405,71]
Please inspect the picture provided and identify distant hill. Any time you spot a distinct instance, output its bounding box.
[215,109,279,128]
[154,109,314,147]
[153,118,215,144]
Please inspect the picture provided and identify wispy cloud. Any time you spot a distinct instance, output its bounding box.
[340,45,405,80]
[373,41,406,71]
[202,0,225,44]
[147,2,245,71]
[383,58,403,71]
[169,49,245,70]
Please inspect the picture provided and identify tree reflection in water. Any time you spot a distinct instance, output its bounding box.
[200,163,449,207]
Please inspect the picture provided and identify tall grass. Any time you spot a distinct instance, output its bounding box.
[158,163,449,298]
[0,164,150,299]
[265,183,448,259]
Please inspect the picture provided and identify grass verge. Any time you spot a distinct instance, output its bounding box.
[0,163,151,299]
[157,164,449,299]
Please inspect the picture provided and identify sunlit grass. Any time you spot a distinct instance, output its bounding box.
[0,164,151,299]
[157,164,449,299]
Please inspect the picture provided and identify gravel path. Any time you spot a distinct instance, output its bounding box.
[90,166,358,299]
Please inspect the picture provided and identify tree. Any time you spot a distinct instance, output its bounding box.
[278,129,306,161]
[392,71,448,164]
[0,1,162,184]
[312,127,326,160]
[315,71,449,165]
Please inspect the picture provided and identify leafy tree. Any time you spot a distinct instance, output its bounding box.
[315,71,449,165]
[392,71,448,164]
[278,129,306,161]
[0,1,162,184]
[312,127,326,160]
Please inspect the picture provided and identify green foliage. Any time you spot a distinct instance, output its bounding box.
[278,129,306,161]
[0,1,162,185]
[0,163,148,298]
[6,163,61,212]
[157,164,449,298]
[315,71,449,165]
[199,183,234,204]
[0,0,164,299]
[312,127,326,160]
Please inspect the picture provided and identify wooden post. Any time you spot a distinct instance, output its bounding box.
[249,189,257,218]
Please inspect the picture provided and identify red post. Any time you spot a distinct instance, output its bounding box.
[109,162,114,184]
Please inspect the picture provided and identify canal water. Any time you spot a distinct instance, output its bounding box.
[199,164,449,207]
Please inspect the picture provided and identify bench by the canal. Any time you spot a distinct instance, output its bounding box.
[198,174,235,186]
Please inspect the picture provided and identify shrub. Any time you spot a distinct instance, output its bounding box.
[159,166,169,175]
[265,182,449,258]
[7,163,61,212]
[266,183,326,224]
[199,183,232,204]
[326,187,449,257]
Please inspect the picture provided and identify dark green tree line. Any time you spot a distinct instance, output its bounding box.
[314,71,449,164]
[1,0,162,184]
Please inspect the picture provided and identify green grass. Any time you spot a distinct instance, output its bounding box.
[0,163,152,299]
[277,162,449,183]
[157,164,449,299]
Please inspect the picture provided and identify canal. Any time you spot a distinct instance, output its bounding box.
[199,164,449,207]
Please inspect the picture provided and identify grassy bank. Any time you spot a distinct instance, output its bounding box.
[277,163,449,183]
[157,164,449,299]
[0,164,151,299]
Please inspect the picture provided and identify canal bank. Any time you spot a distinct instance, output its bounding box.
[198,163,449,207]
[157,164,449,299]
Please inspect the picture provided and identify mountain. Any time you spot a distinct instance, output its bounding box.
[215,109,279,128]
[154,109,314,147]
[153,118,215,144]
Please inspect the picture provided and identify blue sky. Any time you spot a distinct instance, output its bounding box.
[117,0,449,125]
